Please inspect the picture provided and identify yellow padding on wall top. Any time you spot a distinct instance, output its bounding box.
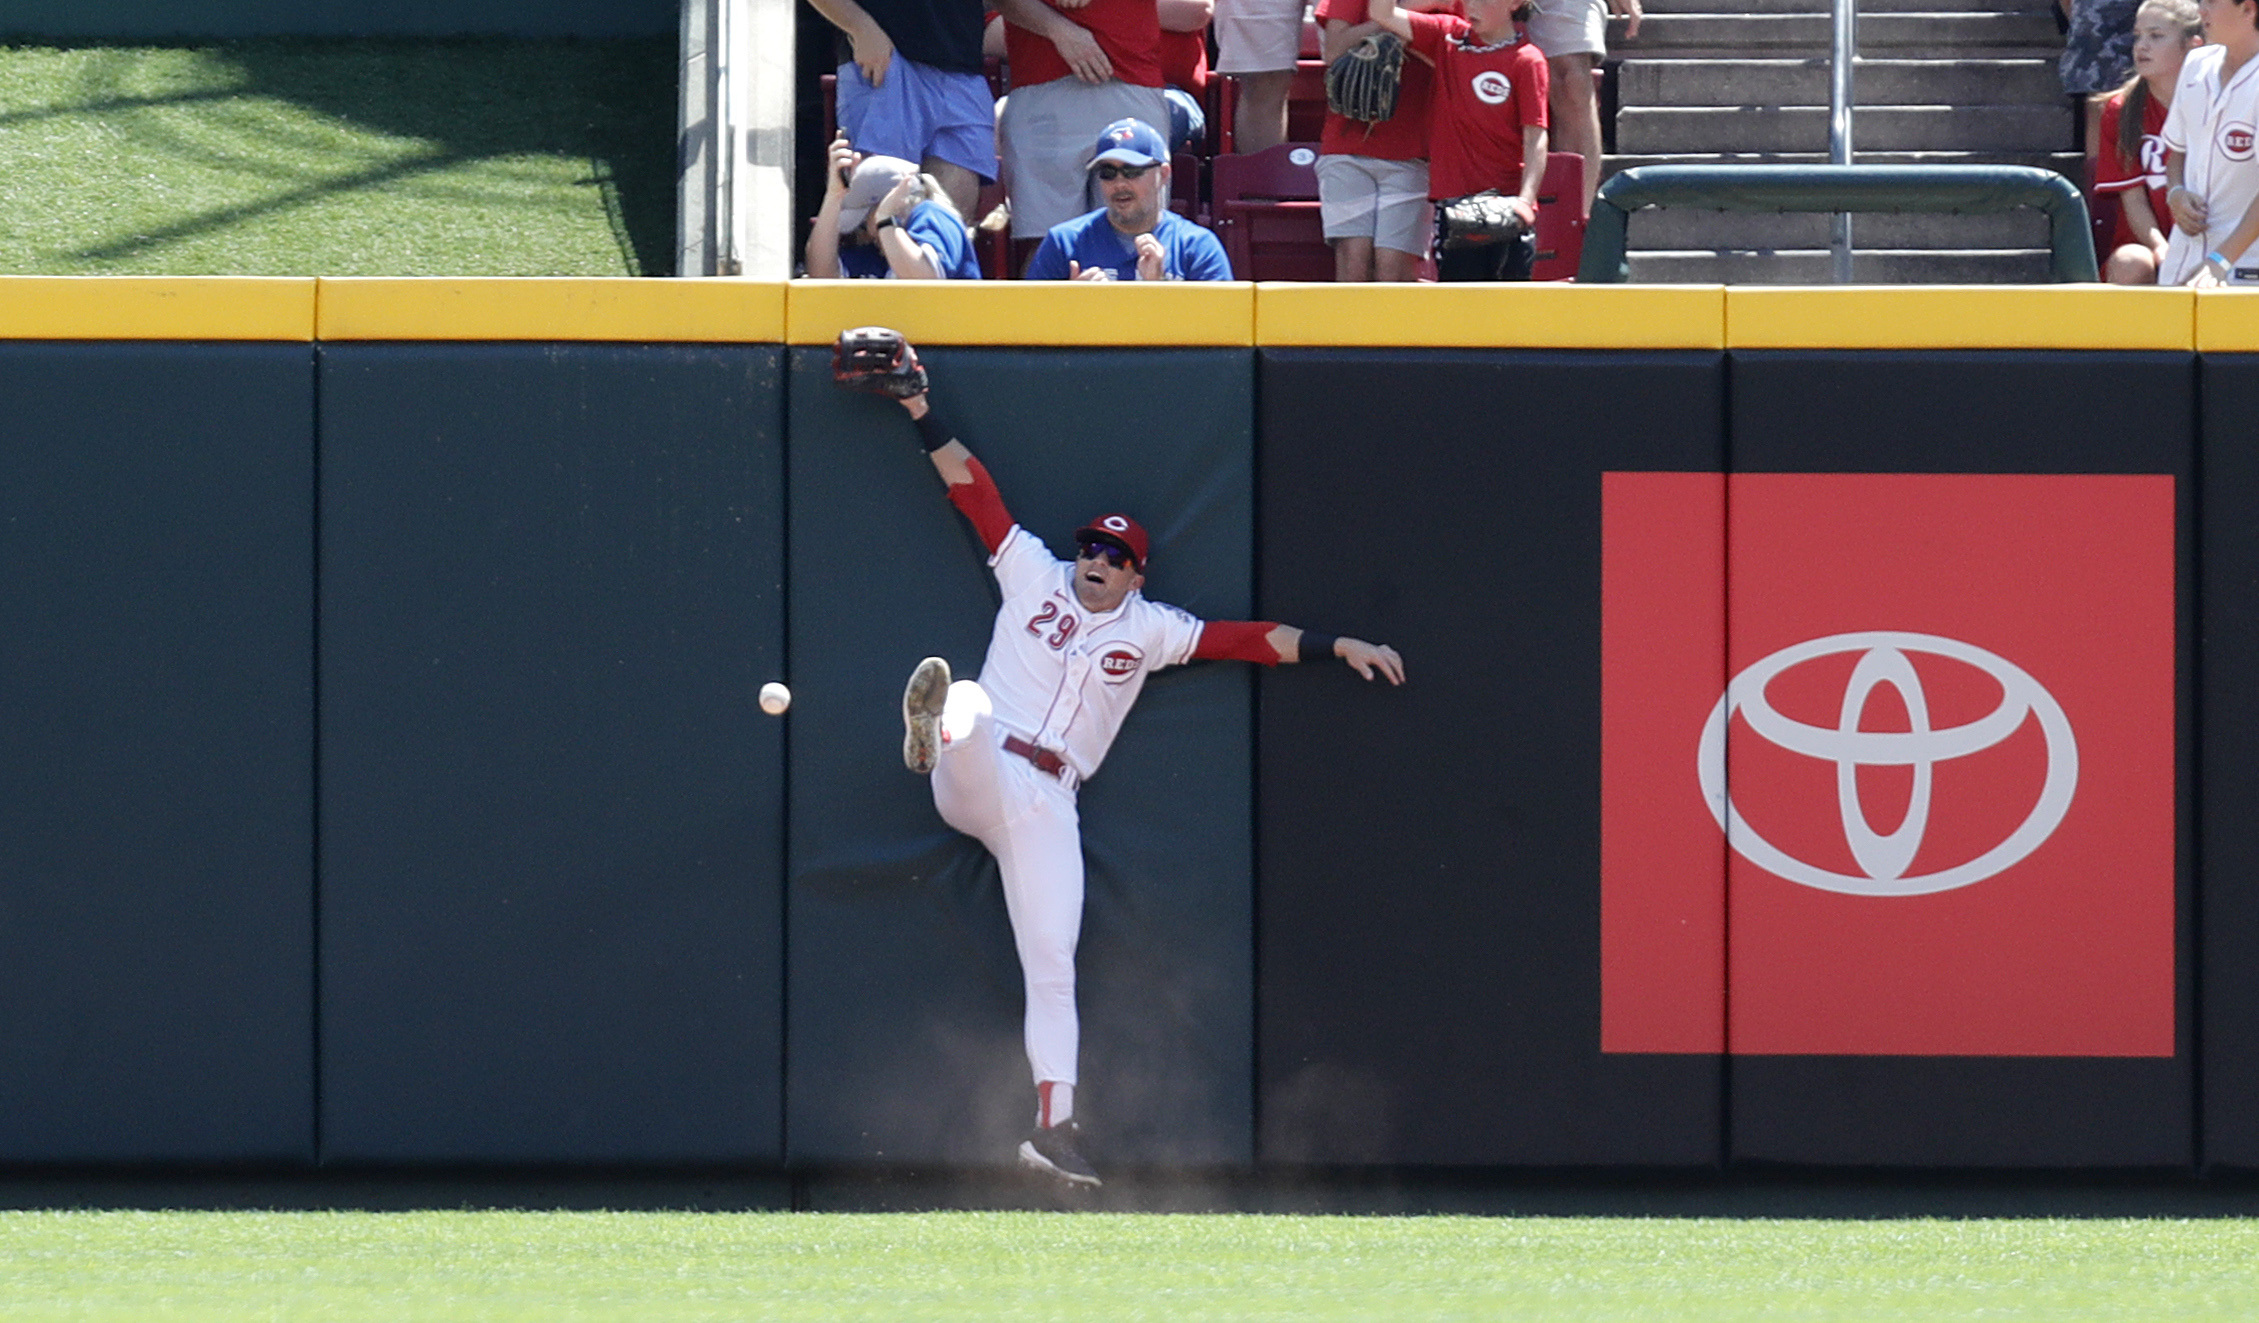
[0,277,315,340]
[316,278,786,341]
[2195,289,2259,352]
[787,279,1255,345]
[1256,283,1726,348]
[1727,286,2195,351]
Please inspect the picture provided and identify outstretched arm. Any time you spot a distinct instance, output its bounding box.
[1194,620,1406,683]
[898,391,1016,552]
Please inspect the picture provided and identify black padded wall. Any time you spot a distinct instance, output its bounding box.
[786,347,1254,1170]
[2202,353,2259,1171]
[1256,349,1727,1167]
[319,343,785,1164]
[1726,351,2192,1167]
[0,342,314,1162]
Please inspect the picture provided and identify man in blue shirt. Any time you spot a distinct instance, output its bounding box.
[1024,119,1234,281]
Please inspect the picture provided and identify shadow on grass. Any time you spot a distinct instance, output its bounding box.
[10,37,677,275]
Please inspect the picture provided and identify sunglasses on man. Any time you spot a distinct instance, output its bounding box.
[1093,163,1153,182]
[1077,540,1135,569]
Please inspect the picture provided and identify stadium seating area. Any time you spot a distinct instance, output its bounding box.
[817,17,1588,281]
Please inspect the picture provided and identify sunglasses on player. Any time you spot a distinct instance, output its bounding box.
[1093,163,1153,181]
[1077,540,1135,569]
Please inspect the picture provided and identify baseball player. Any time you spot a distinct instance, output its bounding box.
[2159,0,2259,285]
[832,326,1405,1186]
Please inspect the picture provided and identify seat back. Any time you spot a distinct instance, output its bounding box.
[1529,152,1587,281]
[1212,143,1331,281]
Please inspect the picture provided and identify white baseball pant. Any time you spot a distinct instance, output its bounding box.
[928,680,1085,1093]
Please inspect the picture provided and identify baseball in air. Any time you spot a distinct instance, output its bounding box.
[759,682,792,715]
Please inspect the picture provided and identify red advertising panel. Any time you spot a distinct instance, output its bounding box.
[1604,473,2175,1058]
[1600,472,1726,1054]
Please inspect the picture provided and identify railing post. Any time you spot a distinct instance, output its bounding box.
[1830,0,1857,282]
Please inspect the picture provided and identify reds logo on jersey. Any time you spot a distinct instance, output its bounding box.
[2140,133,2167,181]
[2225,122,2256,160]
[1098,644,1145,683]
[1471,70,1511,105]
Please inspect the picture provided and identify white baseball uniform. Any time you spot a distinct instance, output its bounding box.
[932,524,1204,1096]
[2159,44,2259,284]
[924,452,1287,1128]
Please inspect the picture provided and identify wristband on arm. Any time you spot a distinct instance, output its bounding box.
[1298,631,1338,664]
[912,407,955,453]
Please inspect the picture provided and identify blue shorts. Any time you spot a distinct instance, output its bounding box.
[836,55,999,183]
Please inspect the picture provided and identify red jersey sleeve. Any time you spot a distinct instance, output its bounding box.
[1406,10,1461,63]
[1192,620,1288,664]
[1516,41,1550,130]
[947,455,1017,554]
[2094,95,2141,192]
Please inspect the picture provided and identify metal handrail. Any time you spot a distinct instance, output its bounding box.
[1577,164,2101,283]
[1830,0,1856,280]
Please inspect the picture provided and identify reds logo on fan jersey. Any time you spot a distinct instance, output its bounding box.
[1471,70,1511,104]
[2226,121,2256,160]
[1098,645,1145,683]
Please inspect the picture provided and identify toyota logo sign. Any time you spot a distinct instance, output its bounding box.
[1697,632,2078,897]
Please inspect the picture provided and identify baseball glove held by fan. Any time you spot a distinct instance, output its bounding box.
[832,326,928,398]
[1325,31,1405,125]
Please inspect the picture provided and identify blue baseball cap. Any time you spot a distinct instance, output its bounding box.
[1087,118,1168,170]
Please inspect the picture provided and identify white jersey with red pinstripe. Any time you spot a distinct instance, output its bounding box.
[978,525,1205,785]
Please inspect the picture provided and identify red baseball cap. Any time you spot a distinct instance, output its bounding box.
[1073,513,1149,569]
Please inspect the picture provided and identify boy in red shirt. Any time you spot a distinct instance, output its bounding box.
[1370,0,1549,280]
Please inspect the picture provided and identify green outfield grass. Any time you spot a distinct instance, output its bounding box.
[0,1210,2256,1320]
[0,40,675,276]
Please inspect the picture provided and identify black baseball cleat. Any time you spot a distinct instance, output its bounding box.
[902,656,951,774]
[1018,1121,1102,1187]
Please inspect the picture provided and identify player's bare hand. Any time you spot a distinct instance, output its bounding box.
[1133,232,1166,281]
[1068,260,1112,281]
[1051,24,1113,81]
[1338,638,1405,685]
[851,22,896,84]
[2168,185,2206,236]
[825,132,860,199]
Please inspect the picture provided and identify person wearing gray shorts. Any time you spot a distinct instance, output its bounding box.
[1314,156,1432,279]
[1525,0,1639,215]
[1314,0,1449,279]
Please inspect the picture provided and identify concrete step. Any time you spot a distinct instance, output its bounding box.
[1602,148,2084,176]
[1640,0,2052,11]
[1616,58,2064,107]
[1626,246,2053,281]
[1616,11,2062,54]
[1624,207,2052,249]
[1615,103,2071,153]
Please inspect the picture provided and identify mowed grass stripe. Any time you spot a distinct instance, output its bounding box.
[0,1211,2255,1320]
[0,40,675,276]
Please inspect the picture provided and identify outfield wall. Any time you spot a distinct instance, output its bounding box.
[0,277,2248,1172]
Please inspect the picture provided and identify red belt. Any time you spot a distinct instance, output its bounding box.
[1003,734,1069,778]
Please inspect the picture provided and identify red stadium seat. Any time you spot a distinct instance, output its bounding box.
[1211,143,1331,281]
[1529,151,1587,281]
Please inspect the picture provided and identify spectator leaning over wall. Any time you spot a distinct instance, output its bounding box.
[1023,118,1235,278]
[805,141,984,279]
[2161,0,2259,284]
[2097,0,2203,283]
[808,0,997,221]
[996,0,1172,247]
[1367,0,1550,281]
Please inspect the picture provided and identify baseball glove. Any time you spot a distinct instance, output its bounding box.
[1324,31,1405,126]
[831,325,928,399]
[1434,191,1531,249]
